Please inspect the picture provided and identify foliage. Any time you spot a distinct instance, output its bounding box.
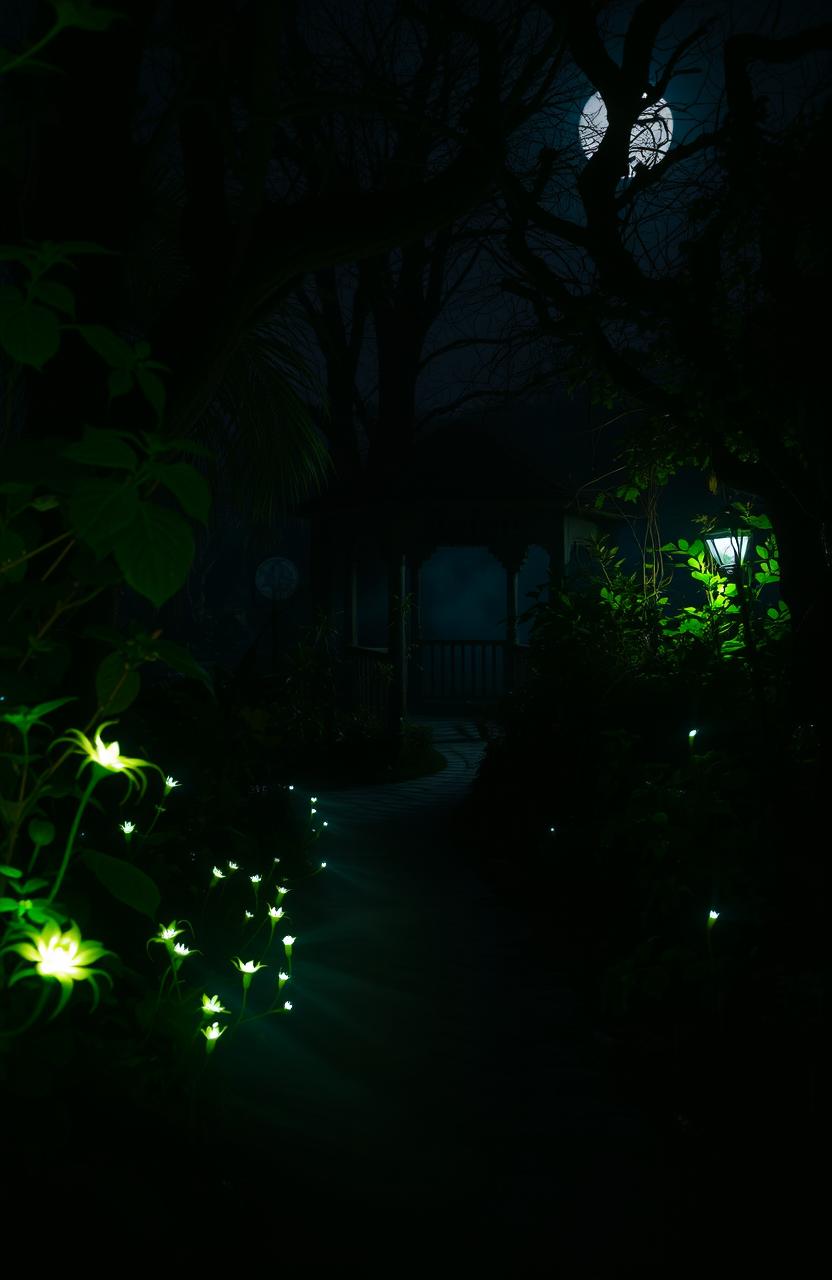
[458,498,822,1165]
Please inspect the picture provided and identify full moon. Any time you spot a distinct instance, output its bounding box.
[578,91,673,177]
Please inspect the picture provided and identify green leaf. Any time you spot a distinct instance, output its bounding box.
[107,368,134,399]
[81,850,160,918]
[95,651,141,713]
[0,528,27,582]
[153,638,213,692]
[135,368,166,420]
[755,545,768,559]
[0,299,60,368]
[677,538,689,552]
[27,819,55,847]
[1,696,77,733]
[113,503,195,607]
[0,897,19,912]
[69,477,139,557]
[144,435,213,459]
[20,878,48,893]
[30,279,76,317]
[150,461,210,524]
[0,864,23,878]
[50,1,124,32]
[152,640,212,691]
[62,426,138,471]
[75,324,135,369]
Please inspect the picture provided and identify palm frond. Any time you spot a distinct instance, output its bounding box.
[195,304,334,525]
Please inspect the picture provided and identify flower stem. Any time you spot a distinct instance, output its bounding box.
[47,773,99,903]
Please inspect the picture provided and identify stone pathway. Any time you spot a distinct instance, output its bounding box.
[203,718,671,1263]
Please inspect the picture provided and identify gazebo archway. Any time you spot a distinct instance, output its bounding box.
[296,423,618,732]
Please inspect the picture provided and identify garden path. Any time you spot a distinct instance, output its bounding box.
[204,717,671,1263]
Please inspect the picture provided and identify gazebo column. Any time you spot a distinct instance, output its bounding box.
[494,546,527,695]
[406,554,427,711]
[387,549,408,741]
[344,547,358,648]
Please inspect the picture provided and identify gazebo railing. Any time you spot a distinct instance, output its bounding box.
[344,646,392,720]
[417,639,505,702]
[344,640,531,716]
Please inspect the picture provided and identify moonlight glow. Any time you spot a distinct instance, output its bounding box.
[578,91,673,177]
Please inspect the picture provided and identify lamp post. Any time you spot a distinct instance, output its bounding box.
[705,515,763,715]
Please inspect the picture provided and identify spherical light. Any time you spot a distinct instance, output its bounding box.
[578,91,673,177]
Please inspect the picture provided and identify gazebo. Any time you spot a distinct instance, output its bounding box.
[295,423,612,731]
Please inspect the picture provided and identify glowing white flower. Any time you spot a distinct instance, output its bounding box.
[164,776,181,794]
[119,820,136,835]
[268,906,284,920]
[212,866,225,879]
[227,861,239,871]
[201,993,230,1015]
[283,1001,293,1011]
[250,874,262,884]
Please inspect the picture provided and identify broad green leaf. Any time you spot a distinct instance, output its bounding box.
[677,538,689,552]
[50,1,123,31]
[755,545,768,559]
[151,461,210,524]
[153,638,213,691]
[30,279,76,317]
[81,849,160,918]
[0,696,77,733]
[69,477,139,557]
[62,426,137,471]
[0,300,60,367]
[107,368,133,399]
[20,878,48,893]
[135,368,166,420]
[144,435,213,459]
[0,864,23,878]
[75,323,135,369]
[688,540,704,557]
[0,897,19,912]
[95,651,141,713]
[113,503,194,607]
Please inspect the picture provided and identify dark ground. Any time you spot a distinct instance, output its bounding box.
[4,718,817,1270]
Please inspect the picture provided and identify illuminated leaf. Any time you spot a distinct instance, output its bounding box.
[81,849,160,917]
[113,503,194,607]
[63,426,138,470]
[95,651,141,713]
[70,478,139,557]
